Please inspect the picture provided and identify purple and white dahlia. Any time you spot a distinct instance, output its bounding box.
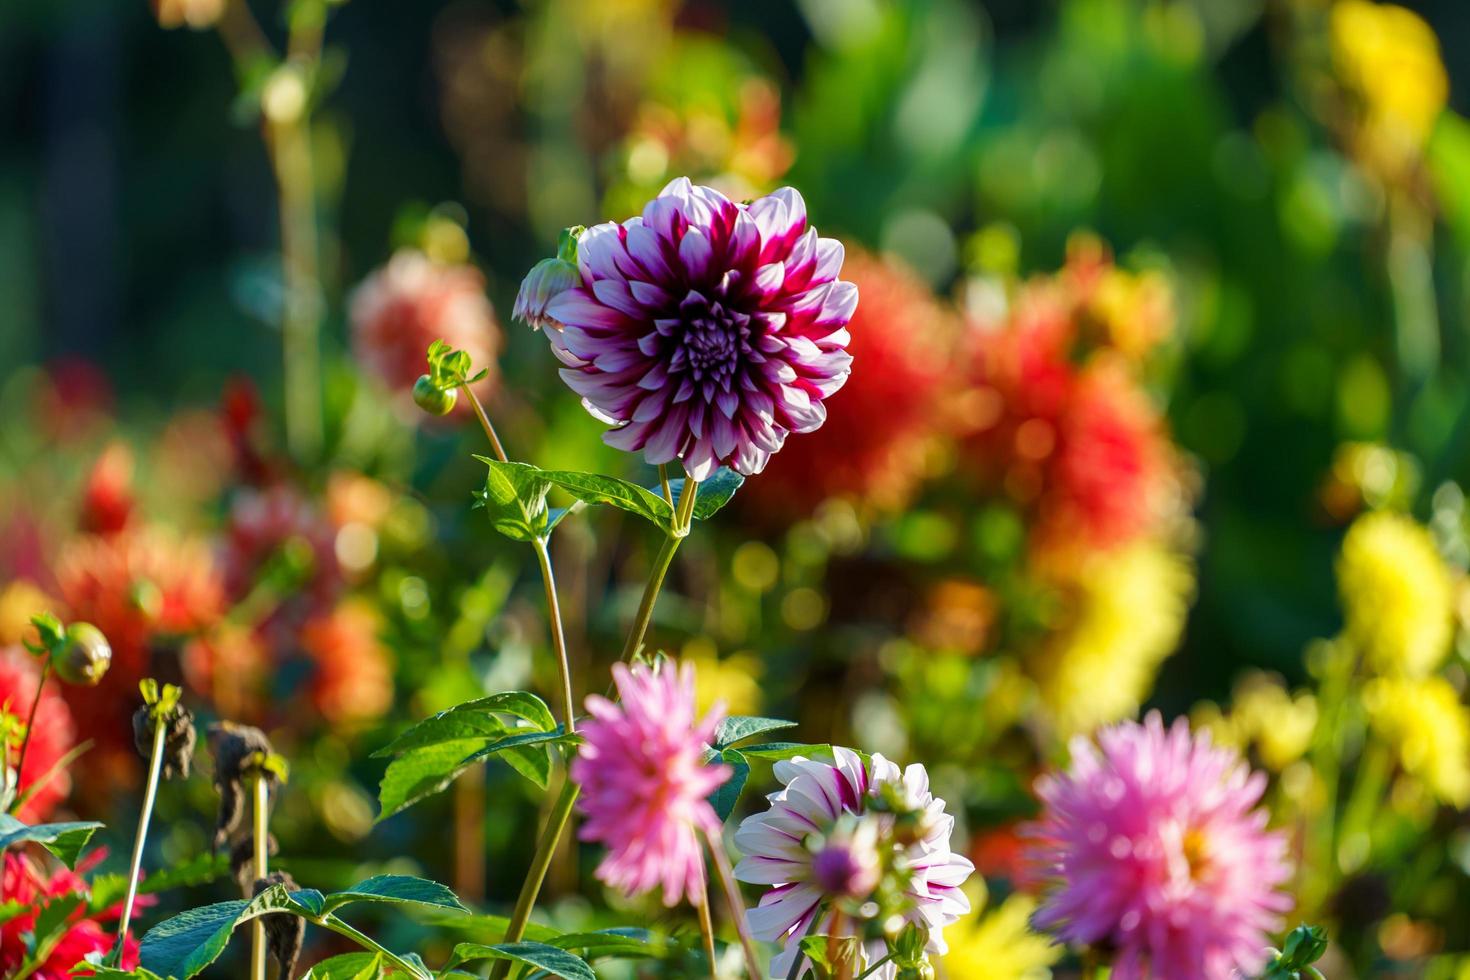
[520,177,857,479]
[733,747,974,978]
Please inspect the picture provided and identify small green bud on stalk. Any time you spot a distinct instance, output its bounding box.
[53,622,112,686]
[413,374,458,415]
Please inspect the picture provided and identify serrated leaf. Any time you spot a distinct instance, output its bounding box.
[540,469,675,529]
[713,716,797,749]
[475,459,552,542]
[375,692,555,758]
[708,749,749,823]
[377,741,485,822]
[301,951,388,979]
[462,726,577,764]
[137,885,301,979]
[444,941,597,979]
[0,813,104,868]
[321,875,468,916]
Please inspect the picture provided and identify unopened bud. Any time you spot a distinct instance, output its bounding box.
[53,623,112,686]
[412,375,458,415]
[512,226,583,330]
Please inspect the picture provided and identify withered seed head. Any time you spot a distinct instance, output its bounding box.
[206,722,278,850]
[252,870,306,980]
[132,701,197,779]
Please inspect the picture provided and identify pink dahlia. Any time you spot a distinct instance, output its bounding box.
[526,177,856,479]
[571,661,730,906]
[1025,712,1293,980]
[1,850,143,978]
[733,748,974,978]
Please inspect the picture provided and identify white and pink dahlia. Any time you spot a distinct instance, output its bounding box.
[571,662,730,907]
[1026,712,1293,980]
[733,748,974,978]
[521,177,856,479]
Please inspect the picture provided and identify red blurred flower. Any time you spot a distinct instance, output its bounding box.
[220,377,277,486]
[745,251,956,518]
[1,850,142,978]
[79,443,136,537]
[300,601,393,728]
[0,647,76,823]
[225,484,342,615]
[182,625,271,725]
[960,272,1177,554]
[53,527,223,757]
[350,249,500,403]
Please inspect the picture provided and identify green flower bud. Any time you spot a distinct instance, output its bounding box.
[413,374,458,415]
[53,623,112,686]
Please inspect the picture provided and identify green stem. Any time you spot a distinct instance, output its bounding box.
[703,824,762,980]
[269,100,322,463]
[855,953,895,980]
[1337,738,1392,875]
[696,884,719,980]
[12,660,51,805]
[465,385,509,464]
[619,480,698,662]
[488,776,580,980]
[316,914,431,979]
[659,463,673,506]
[110,719,167,965]
[533,538,577,734]
[250,775,269,980]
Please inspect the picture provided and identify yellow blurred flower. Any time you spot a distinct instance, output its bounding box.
[0,580,56,648]
[1337,510,1453,677]
[941,893,1059,980]
[1330,0,1448,177]
[684,639,764,718]
[1364,675,1470,807]
[1196,672,1318,772]
[1033,541,1195,735]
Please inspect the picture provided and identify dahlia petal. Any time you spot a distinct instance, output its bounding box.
[545,288,629,330]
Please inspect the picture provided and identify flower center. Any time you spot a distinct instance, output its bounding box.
[677,289,752,390]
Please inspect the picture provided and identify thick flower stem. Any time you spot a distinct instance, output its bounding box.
[271,107,323,463]
[620,480,699,662]
[11,660,52,802]
[250,774,270,980]
[703,825,762,980]
[465,386,509,464]
[491,485,699,977]
[110,717,167,965]
[488,775,580,980]
[696,887,719,980]
[533,538,577,734]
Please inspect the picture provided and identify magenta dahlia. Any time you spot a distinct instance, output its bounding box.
[571,661,730,907]
[733,748,974,978]
[1026,712,1293,980]
[523,177,856,479]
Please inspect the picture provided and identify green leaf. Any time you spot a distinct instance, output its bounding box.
[22,895,83,972]
[713,716,797,749]
[90,851,229,913]
[462,726,577,765]
[669,467,745,520]
[444,941,597,980]
[540,469,675,529]
[85,967,168,980]
[550,927,664,959]
[0,813,104,868]
[374,692,555,758]
[301,952,388,979]
[377,741,485,822]
[739,741,832,762]
[708,749,749,823]
[377,734,553,821]
[321,875,469,916]
[137,885,302,979]
[474,459,552,542]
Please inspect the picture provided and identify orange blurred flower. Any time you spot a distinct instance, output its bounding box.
[301,601,394,729]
